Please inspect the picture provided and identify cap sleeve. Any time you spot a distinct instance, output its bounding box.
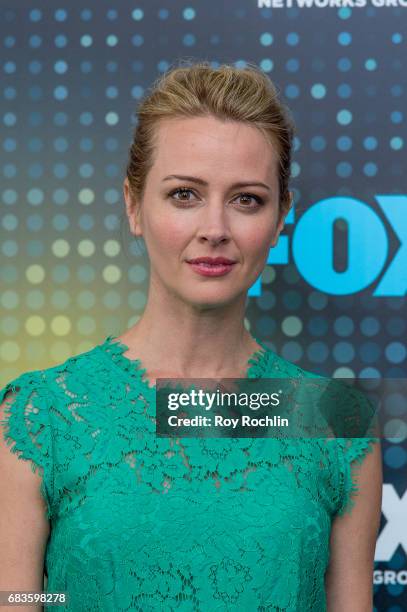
[0,370,54,520]
[335,436,380,517]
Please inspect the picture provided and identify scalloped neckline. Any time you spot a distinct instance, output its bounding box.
[98,334,273,392]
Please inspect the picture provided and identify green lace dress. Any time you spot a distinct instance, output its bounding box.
[0,335,378,611]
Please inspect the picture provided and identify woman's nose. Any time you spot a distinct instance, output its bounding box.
[195,203,232,244]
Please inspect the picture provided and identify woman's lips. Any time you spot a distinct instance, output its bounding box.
[187,261,236,277]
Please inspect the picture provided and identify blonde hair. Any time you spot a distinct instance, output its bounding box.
[126,60,295,216]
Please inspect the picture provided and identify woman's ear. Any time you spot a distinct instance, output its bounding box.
[270,191,294,247]
[123,177,143,237]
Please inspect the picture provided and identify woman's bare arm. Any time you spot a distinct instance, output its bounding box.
[0,397,50,612]
[325,440,383,611]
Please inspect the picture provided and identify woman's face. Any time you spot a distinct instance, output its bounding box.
[124,115,291,309]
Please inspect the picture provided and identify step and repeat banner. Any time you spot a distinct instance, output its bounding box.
[1,1,406,610]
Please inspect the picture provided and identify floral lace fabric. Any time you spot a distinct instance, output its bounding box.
[0,335,379,611]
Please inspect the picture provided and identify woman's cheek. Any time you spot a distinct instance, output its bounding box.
[153,211,190,242]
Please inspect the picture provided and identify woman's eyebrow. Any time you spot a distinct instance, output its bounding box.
[162,174,271,191]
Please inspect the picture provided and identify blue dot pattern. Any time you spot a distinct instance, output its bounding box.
[0,4,406,609]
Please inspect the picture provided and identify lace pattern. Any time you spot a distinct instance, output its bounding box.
[0,370,54,519]
[0,336,379,611]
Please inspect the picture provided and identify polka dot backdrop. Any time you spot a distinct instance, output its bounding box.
[0,3,406,607]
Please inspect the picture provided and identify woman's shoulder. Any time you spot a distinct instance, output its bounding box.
[0,340,114,521]
[0,339,114,413]
[262,347,380,517]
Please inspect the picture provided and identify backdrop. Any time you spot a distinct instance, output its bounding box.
[1,1,406,609]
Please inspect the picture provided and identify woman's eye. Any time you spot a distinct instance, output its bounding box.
[168,188,263,208]
[236,193,263,207]
[169,188,195,203]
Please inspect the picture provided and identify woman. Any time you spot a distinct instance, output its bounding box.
[0,61,382,611]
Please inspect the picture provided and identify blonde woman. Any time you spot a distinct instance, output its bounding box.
[0,61,382,611]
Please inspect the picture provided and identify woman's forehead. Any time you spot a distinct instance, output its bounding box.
[152,117,279,180]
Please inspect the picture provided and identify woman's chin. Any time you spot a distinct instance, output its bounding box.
[179,289,247,310]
